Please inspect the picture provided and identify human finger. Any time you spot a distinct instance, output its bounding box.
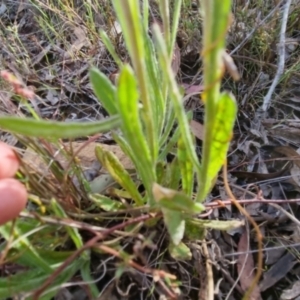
[0,142,20,179]
[0,178,28,225]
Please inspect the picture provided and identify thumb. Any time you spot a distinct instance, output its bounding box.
[0,179,28,225]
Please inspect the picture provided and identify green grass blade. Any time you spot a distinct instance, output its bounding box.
[0,116,120,138]
[158,0,171,53]
[80,260,99,298]
[50,200,84,251]
[89,193,126,211]
[0,223,53,273]
[170,0,182,55]
[99,30,123,67]
[142,0,149,31]
[89,67,118,115]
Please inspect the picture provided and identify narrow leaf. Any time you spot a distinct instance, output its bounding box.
[0,223,53,273]
[188,217,244,231]
[95,145,144,206]
[89,67,118,115]
[166,157,181,190]
[89,193,126,211]
[0,116,120,139]
[117,65,155,203]
[153,24,201,174]
[99,30,122,66]
[163,209,185,245]
[152,183,204,214]
[50,199,84,251]
[112,0,157,162]
[198,92,237,201]
[169,241,192,261]
[177,135,194,196]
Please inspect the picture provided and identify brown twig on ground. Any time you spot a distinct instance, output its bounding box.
[205,196,300,209]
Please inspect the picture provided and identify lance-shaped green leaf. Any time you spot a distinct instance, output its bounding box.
[166,157,181,190]
[99,30,122,67]
[201,0,232,104]
[152,183,204,215]
[187,217,244,231]
[89,193,126,211]
[163,209,185,246]
[143,32,165,135]
[117,65,155,204]
[197,92,237,201]
[112,0,156,162]
[177,135,194,197]
[153,24,201,175]
[170,0,182,57]
[198,0,234,202]
[0,116,120,139]
[112,131,137,170]
[153,183,187,245]
[168,241,192,261]
[95,144,144,206]
[89,67,118,115]
[159,124,180,160]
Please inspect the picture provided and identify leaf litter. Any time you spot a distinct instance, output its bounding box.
[1,0,300,299]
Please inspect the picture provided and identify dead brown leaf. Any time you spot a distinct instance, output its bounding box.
[182,83,204,95]
[171,42,181,76]
[259,251,298,292]
[237,229,262,300]
[190,119,204,141]
[22,142,134,174]
[64,26,89,59]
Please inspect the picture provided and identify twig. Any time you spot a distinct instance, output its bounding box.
[268,202,300,227]
[262,0,292,111]
[205,197,300,209]
[224,241,300,258]
[201,240,214,300]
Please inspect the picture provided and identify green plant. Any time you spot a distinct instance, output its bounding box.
[90,0,239,243]
[90,1,240,252]
[0,0,241,298]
